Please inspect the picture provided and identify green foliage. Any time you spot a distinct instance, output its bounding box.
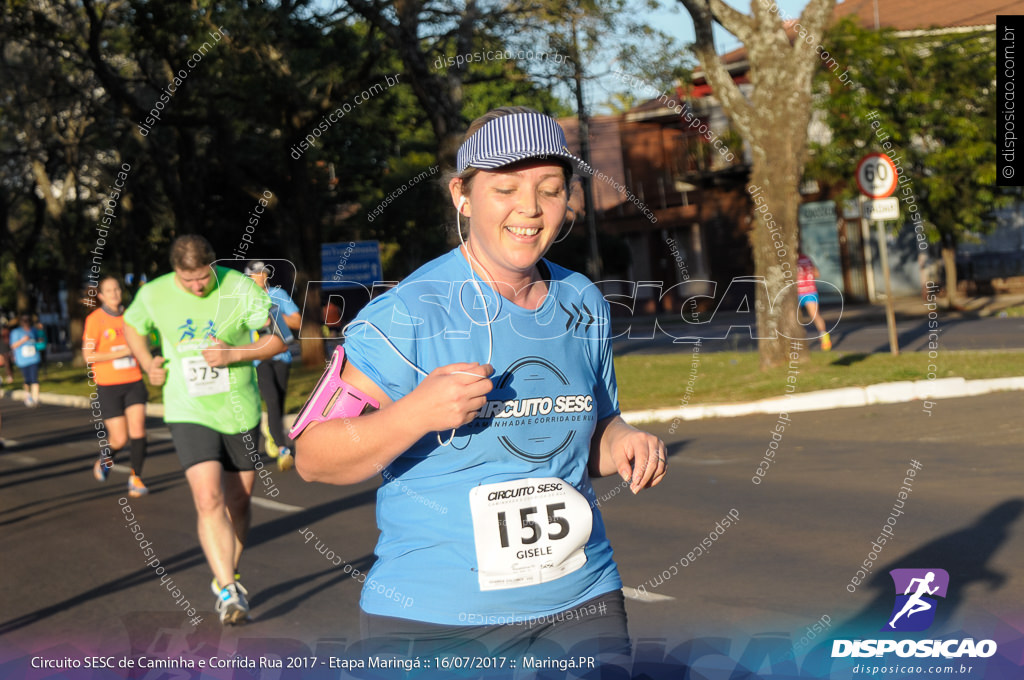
[1,0,691,315]
[807,17,1012,246]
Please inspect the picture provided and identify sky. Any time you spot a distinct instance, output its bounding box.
[646,0,813,54]
[581,0,816,112]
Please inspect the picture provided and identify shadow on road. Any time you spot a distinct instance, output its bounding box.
[798,499,1023,675]
[870,316,971,355]
[837,499,1022,637]
[0,488,379,635]
[0,468,183,528]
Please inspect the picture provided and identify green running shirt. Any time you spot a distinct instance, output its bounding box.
[124,266,271,433]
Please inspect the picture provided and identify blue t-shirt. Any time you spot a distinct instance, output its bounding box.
[255,286,298,365]
[344,248,622,625]
[11,327,41,368]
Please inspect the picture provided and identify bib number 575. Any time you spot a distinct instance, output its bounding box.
[188,365,221,381]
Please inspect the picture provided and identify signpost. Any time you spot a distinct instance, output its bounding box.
[856,153,899,199]
[857,153,900,355]
[861,197,900,221]
[321,241,382,290]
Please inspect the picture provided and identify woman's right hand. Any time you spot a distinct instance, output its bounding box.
[409,362,494,431]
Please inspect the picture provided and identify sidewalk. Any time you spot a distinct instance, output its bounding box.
[612,292,1024,335]
[8,293,1024,425]
[6,372,1024,426]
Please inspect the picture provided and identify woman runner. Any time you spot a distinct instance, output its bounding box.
[83,275,151,496]
[296,107,667,662]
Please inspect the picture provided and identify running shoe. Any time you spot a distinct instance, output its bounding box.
[210,573,243,596]
[93,457,110,482]
[261,419,278,458]
[215,582,250,625]
[821,332,832,351]
[277,447,294,472]
[128,475,149,497]
[24,397,34,407]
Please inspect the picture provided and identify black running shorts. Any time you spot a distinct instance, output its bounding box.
[167,422,259,472]
[359,589,631,659]
[96,380,149,419]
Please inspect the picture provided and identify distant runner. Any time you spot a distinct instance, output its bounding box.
[11,315,41,407]
[124,235,285,625]
[245,261,301,471]
[83,275,151,496]
[797,250,831,351]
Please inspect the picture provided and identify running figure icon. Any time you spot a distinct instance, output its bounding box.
[888,571,939,628]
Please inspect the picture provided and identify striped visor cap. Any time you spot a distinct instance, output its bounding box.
[456,112,592,176]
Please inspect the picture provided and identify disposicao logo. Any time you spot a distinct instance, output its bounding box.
[832,569,997,659]
[884,568,948,632]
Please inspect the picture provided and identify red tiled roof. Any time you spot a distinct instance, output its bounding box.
[691,1,1005,90]
[833,0,1010,31]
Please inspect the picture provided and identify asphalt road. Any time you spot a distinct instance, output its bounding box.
[2,393,1022,678]
[612,314,1024,355]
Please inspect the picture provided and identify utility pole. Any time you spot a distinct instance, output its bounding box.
[570,12,602,282]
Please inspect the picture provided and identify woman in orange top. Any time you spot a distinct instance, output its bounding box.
[83,276,150,496]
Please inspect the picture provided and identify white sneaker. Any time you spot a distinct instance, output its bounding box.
[215,582,250,625]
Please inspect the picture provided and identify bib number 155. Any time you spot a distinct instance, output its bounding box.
[497,503,569,548]
[469,477,592,590]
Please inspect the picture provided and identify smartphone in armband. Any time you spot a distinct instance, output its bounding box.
[289,346,379,440]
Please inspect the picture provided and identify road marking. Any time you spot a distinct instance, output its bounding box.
[3,452,38,465]
[622,586,675,602]
[106,465,303,512]
[252,496,303,513]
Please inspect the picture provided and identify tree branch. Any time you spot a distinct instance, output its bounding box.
[787,0,837,86]
[678,0,755,135]
[707,0,754,46]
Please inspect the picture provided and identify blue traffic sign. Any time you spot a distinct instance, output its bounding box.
[321,241,382,290]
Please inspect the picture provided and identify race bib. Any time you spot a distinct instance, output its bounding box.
[21,345,36,359]
[182,355,229,397]
[112,346,136,370]
[469,477,592,591]
[113,356,136,370]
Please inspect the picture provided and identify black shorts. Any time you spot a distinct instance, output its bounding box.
[359,589,631,659]
[96,380,148,418]
[167,422,259,472]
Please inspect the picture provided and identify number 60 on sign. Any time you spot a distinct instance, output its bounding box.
[856,153,898,199]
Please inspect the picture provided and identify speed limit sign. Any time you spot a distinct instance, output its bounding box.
[856,153,898,198]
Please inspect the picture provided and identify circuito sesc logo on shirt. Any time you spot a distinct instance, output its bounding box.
[468,356,595,463]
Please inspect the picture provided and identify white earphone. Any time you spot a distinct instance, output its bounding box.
[458,196,468,213]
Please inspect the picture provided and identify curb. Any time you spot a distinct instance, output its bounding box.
[0,389,296,431]
[6,377,1024,427]
[619,376,1024,424]
[0,388,167,418]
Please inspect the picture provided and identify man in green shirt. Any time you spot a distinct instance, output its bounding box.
[124,235,286,625]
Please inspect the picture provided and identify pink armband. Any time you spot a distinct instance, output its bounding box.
[288,346,380,440]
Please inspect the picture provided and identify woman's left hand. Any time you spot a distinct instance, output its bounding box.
[607,421,667,494]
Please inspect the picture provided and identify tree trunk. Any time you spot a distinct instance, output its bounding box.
[750,168,803,369]
[941,245,957,310]
[678,0,833,369]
